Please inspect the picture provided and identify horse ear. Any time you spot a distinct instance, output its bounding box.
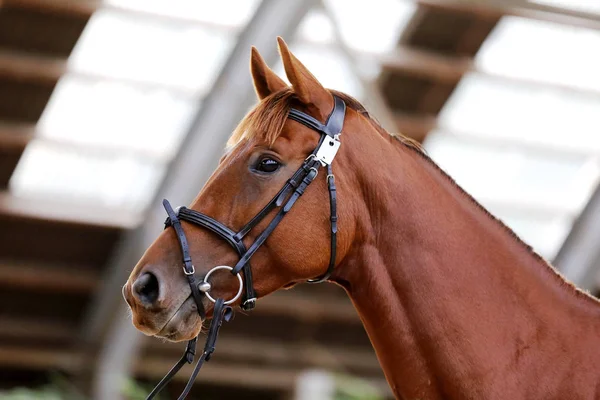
[277,37,332,118]
[250,46,287,100]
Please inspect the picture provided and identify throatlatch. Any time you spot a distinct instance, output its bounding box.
[146,96,346,399]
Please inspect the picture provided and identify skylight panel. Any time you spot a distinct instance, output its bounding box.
[424,131,600,215]
[477,17,600,93]
[439,73,600,154]
[70,9,234,94]
[423,132,591,259]
[297,10,336,45]
[36,75,197,161]
[497,214,571,260]
[277,43,363,99]
[10,141,163,211]
[529,0,600,14]
[323,0,416,54]
[105,0,261,27]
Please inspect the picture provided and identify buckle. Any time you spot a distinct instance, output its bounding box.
[242,297,257,310]
[183,264,195,276]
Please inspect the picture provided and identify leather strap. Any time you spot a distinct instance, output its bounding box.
[172,208,257,309]
[288,96,346,138]
[231,159,320,275]
[146,299,233,400]
[163,200,206,320]
[308,163,337,283]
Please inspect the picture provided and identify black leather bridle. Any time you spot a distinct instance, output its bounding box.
[145,96,345,400]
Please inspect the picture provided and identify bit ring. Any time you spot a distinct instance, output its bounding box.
[201,265,243,305]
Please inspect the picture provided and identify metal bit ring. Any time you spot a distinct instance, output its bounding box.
[200,265,243,305]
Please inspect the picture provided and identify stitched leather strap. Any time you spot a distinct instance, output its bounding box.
[288,96,346,138]
[146,299,232,400]
[173,208,257,310]
[163,200,206,320]
[308,163,337,283]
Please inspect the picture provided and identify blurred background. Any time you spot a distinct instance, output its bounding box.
[1,0,600,399]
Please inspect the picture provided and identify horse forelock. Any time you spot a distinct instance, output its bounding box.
[226,87,425,154]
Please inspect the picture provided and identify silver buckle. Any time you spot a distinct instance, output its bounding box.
[242,297,257,308]
[183,264,195,275]
[315,134,341,166]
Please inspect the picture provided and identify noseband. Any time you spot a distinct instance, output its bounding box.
[146,96,345,399]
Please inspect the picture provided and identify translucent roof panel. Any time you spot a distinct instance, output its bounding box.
[477,17,600,93]
[439,73,600,154]
[498,214,572,260]
[275,42,363,100]
[70,9,234,94]
[105,0,261,27]
[297,9,336,46]
[10,141,164,211]
[37,75,197,161]
[423,132,592,260]
[530,0,600,14]
[323,0,416,54]
[424,132,600,215]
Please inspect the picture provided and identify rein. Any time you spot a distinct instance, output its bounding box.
[146,96,346,399]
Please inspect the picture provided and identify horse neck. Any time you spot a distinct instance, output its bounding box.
[333,126,600,399]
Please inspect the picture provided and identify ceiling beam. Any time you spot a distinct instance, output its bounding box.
[257,290,359,324]
[0,316,75,342]
[0,51,65,84]
[0,191,140,229]
[0,345,83,372]
[380,46,600,100]
[2,0,98,17]
[85,1,318,399]
[149,335,380,373]
[0,262,98,293]
[135,358,390,394]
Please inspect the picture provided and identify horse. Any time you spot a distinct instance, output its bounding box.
[123,37,600,399]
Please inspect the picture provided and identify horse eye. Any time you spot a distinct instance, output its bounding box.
[256,157,280,173]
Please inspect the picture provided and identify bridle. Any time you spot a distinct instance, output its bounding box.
[146,96,346,399]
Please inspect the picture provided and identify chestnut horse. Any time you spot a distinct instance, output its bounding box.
[124,38,600,399]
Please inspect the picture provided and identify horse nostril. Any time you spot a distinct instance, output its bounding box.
[132,272,160,306]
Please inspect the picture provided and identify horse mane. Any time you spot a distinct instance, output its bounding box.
[227,88,597,304]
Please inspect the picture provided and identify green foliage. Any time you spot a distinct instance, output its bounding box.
[334,374,384,400]
[0,374,159,400]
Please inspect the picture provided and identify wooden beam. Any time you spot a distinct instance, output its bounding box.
[0,345,83,372]
[380,46,600,99]
[0,316,75,342]
[3,0,98,18]
[394,112,437,142]
[0,50,200,97]
[3,0,244,32]
[0,51,66,84]
[136,358,299,391]
[0,262,98,293]
[0,121,174,162]
[0,122,33,151]
[135,357,389,393]
[150,335,381,373]
[257,290,360,324]
[0,191,141,229]
[380,46,472,84]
